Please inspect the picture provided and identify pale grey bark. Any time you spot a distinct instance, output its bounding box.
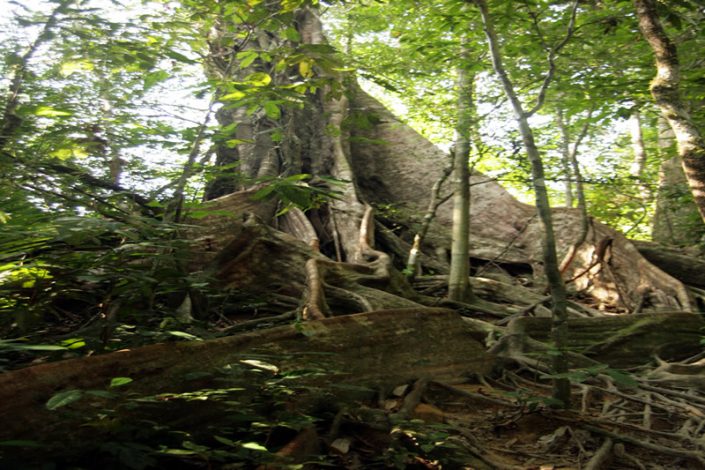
[556,109,574,208]
[628,110,652,202]
[557,107,592,274]
[448,49,475,302]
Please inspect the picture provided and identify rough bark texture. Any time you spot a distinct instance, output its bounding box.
[634,0,705,224]
[508,313,704,369]
[652,158,704,245]
[0,309,492,461]
[651,116,704,245]
[634,240,705,289]
[346,85,691,311]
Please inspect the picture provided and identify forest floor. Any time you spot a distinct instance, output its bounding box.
[2,273,705,469]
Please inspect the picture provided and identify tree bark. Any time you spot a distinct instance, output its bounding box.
[557,108,574,208]
[507,313,704,369]
[475,0,573,406]
[448,47,475,302]
[633,240,705,289]
[0,309,493,462]
[652,117,704,244]
[629,110,652,202]
[557,107,592,274]
[190,2,691,322]
[634,0,705,224]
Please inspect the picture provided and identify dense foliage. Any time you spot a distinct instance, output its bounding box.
[2,0,705,466]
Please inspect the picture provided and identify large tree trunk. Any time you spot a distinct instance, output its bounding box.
[634,0,705,225]
[505,313,704,369]
[0,309,492,464]
[195,3,692,321]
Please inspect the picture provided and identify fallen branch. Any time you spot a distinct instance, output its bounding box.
[585,438,613,470]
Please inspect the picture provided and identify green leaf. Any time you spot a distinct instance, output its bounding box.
[214,435,237,447]
[245,72,271,86]
[282,173,311,182]
[110,377,134,388]
[35,106,72,118]
[240,359,279,373]
[604,369,638,389]
[0,440,42,448]
[284,28,301,42]
[86,390,117,399]
[0,340,66,352]
[144,70,170,90]
[242,442,268,451]
[237,50,259,68]
[225,138,249,148]
[221,90,247,101]
[263,102,281,119]
[251,184,277,201]
[59,60,94,76]
[46,389,83,410]
[164,49,197,64]
[279,185,312,208]
[60,338,85,350]
[166,330,201,341]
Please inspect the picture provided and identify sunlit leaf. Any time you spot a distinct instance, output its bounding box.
[298,59,313,78]
[245,72,271,86]
[35,106,72,117]
[0,340,65,351]
[110,377,134,387]
[225,138,249,148]
[221,90,247,101]
[284,28,301,42]
[60,60,94,76]
[240,359,279,373]
[166,330,201,341]
[50,147,89,159]
[242,442,268,451]
[60,338,85,350]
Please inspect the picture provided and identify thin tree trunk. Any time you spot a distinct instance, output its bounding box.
[405,154,453,279]
[558,107,593,274]
[448,46,474,302]
[476,0,577,407]
[556,109,574,208]
[634,0,705,224]
[629,110,652,201]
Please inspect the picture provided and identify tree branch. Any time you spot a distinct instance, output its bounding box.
[525,0,580,118]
